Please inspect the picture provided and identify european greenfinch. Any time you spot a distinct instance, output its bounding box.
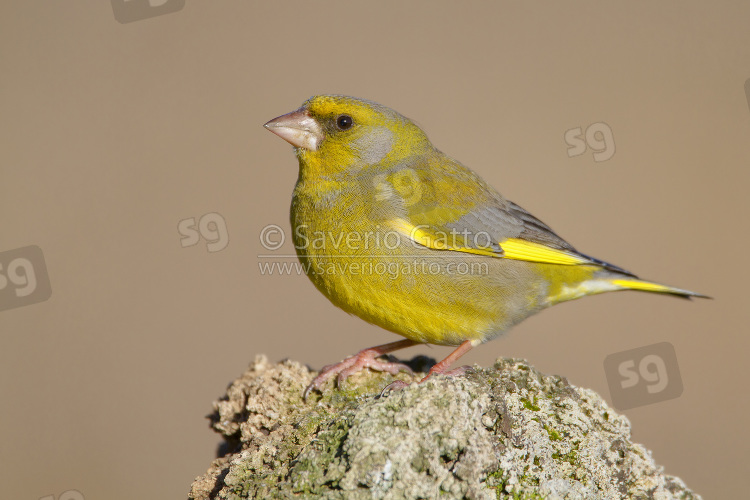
[264,95,707,396]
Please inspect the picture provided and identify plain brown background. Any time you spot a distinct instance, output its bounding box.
[2,2,747,499]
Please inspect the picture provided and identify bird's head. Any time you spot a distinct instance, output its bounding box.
[264,95,432,174]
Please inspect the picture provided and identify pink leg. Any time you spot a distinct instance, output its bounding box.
[304,339,420,398]
[419,339,475,382]
[382,340,475,394]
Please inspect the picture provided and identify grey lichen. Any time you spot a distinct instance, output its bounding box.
[188,355,701,500]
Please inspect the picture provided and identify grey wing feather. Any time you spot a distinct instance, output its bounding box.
[507,201,637,277]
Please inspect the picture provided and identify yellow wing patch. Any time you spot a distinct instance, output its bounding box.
[390,218,592,265]
[499,239,591,265]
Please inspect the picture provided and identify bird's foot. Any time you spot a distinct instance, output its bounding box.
[304,347,415,399]
[379,364,473,397]
[423,364,473,380]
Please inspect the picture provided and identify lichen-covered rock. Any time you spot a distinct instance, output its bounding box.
[188,355,701,500]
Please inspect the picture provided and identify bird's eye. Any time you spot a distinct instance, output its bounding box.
[336,115,353,130]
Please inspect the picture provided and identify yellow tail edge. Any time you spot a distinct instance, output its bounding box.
[609,279,711,300]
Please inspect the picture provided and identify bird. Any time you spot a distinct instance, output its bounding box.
[263,95,708,397]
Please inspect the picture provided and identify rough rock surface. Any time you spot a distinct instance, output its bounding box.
[188,355,701,500]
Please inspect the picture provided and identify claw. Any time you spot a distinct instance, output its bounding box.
[303,340,419,399]
[419,364,473,382]
[378,364,475,397]
[378,340,477,396]
[379,379,411,397]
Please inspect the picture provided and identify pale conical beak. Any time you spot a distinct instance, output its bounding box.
[264,109,324,151]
